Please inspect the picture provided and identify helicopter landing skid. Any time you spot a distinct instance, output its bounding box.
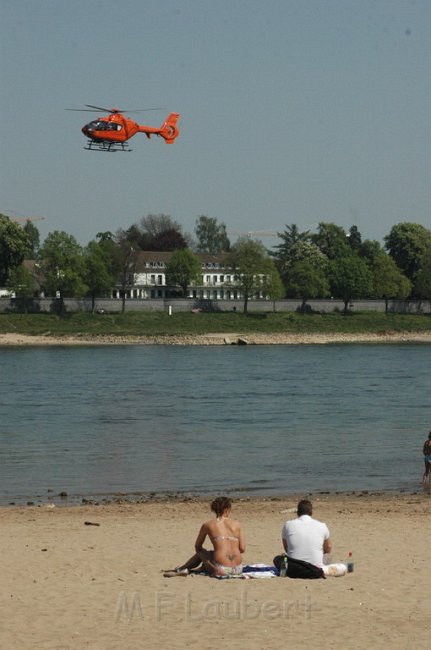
[84,140,132,152]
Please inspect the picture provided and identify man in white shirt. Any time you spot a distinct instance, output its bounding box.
[281,499,331,568]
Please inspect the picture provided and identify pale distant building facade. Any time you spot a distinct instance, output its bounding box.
[112,251,247,301]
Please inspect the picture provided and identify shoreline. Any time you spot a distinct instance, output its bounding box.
[1,331,431,346]
[3,486,428,509]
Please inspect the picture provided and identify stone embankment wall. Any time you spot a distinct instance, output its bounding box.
[0,297,429,314]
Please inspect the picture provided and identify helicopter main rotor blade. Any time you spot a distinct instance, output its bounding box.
[122,108,164,113]
[65,105,165,113]
[65,108,102,112]
[85,104,164,113]
[85,104,114,112]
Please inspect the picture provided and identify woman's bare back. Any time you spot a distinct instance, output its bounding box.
[205,517,244,566]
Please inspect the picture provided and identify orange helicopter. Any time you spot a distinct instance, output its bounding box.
[66,104,180,151]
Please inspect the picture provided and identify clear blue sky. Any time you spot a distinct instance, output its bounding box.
[1,0,430,246]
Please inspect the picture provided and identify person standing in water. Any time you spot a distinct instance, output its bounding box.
[423,431,431,484]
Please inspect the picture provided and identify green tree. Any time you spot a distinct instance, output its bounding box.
[165,249,202,297]
[311,222,350,259]
[414,248,431,302]
[39,231,87,310]
[123,224,145,250]
[371,253,412,312]
[359,239,384,266]
[261,263,284,310]
[228,238,283,313]
[282,240,328,272]
[195,216,230,253]
[285,261,330,310]
[23,220,40,258]
[114,231,138,313]
[6,264,37,311]
[272,224,328,287]
[347,225,362,252]
[384,222,431,284]
[329,254,373,313]
[273,223,311,260]
[0,214,31,285]
[84,241,115,312]
[96,232,123,278]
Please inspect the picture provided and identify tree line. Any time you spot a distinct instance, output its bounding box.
[1,213,430,313]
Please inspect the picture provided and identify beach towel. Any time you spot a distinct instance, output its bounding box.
[242,564,278,579]
[212,564,277,579]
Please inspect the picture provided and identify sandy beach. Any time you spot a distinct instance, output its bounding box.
[1,492,429,650]
[1,331,431,346]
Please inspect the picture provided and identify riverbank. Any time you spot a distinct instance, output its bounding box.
[1,331,431,346]
[1,492,429,649]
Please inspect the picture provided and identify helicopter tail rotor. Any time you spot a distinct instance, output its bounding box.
[158,113,180,144]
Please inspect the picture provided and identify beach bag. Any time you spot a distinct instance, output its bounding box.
[273,554,325,580]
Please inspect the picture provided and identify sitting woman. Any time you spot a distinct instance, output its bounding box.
[163,496,246,577]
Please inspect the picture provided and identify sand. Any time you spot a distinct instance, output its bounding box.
[1,331,431,346]
[1,492,430,650]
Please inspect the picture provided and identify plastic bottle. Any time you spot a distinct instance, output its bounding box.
[347,551,354,573]
[279,556,287,577]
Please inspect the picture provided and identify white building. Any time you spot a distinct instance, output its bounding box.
[112,251,246,300]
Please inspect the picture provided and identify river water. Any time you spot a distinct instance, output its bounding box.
[0,343,429,504]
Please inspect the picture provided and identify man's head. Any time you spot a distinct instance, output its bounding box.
[297,499,313,517]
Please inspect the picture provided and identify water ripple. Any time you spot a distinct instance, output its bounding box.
[0,344,430,503]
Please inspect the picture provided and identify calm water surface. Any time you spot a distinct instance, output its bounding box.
[0,344,429,504]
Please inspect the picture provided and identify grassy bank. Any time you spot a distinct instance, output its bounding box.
[0,311,430,338]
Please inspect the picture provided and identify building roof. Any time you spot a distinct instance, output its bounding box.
[134,250,231,272]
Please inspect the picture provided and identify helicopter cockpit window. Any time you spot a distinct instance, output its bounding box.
[87,120,122,131]
[88,120,106,131]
